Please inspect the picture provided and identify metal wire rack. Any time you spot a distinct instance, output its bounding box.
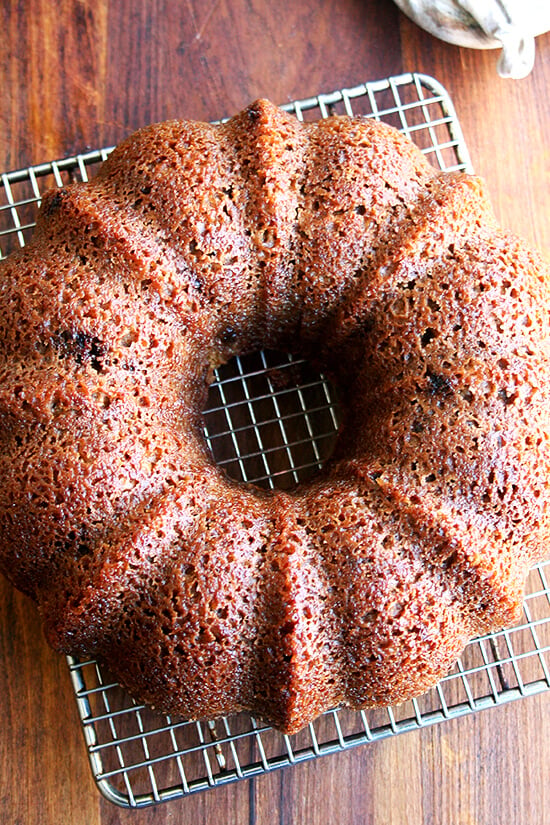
[1,72,549,808]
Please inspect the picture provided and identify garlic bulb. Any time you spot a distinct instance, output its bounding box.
[393,0,550,78]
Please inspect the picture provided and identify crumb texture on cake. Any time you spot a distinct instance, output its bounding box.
[0,100,549,733]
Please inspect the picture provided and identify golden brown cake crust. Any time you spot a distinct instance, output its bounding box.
[0,100,549,733]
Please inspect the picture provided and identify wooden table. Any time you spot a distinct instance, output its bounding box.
[1,2,549,822]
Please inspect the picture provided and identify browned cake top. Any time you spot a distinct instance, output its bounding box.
[0,99,548,732]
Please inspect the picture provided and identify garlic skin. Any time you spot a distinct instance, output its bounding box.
[394,0,550,78]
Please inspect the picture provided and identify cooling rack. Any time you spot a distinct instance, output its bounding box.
[1,72,549,809]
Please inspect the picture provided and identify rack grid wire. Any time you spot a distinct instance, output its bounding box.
[1,73,549,809]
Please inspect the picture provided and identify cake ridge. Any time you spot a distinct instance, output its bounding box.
[247,489,346,732]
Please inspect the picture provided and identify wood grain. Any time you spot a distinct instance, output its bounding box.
[1,1,549,823]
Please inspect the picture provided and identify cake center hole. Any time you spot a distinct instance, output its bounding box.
[203,350,341,491]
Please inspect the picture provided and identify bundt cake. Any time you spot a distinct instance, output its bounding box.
[0,99,549,734]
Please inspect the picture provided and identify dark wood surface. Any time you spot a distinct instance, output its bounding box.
[1,2,549,823]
